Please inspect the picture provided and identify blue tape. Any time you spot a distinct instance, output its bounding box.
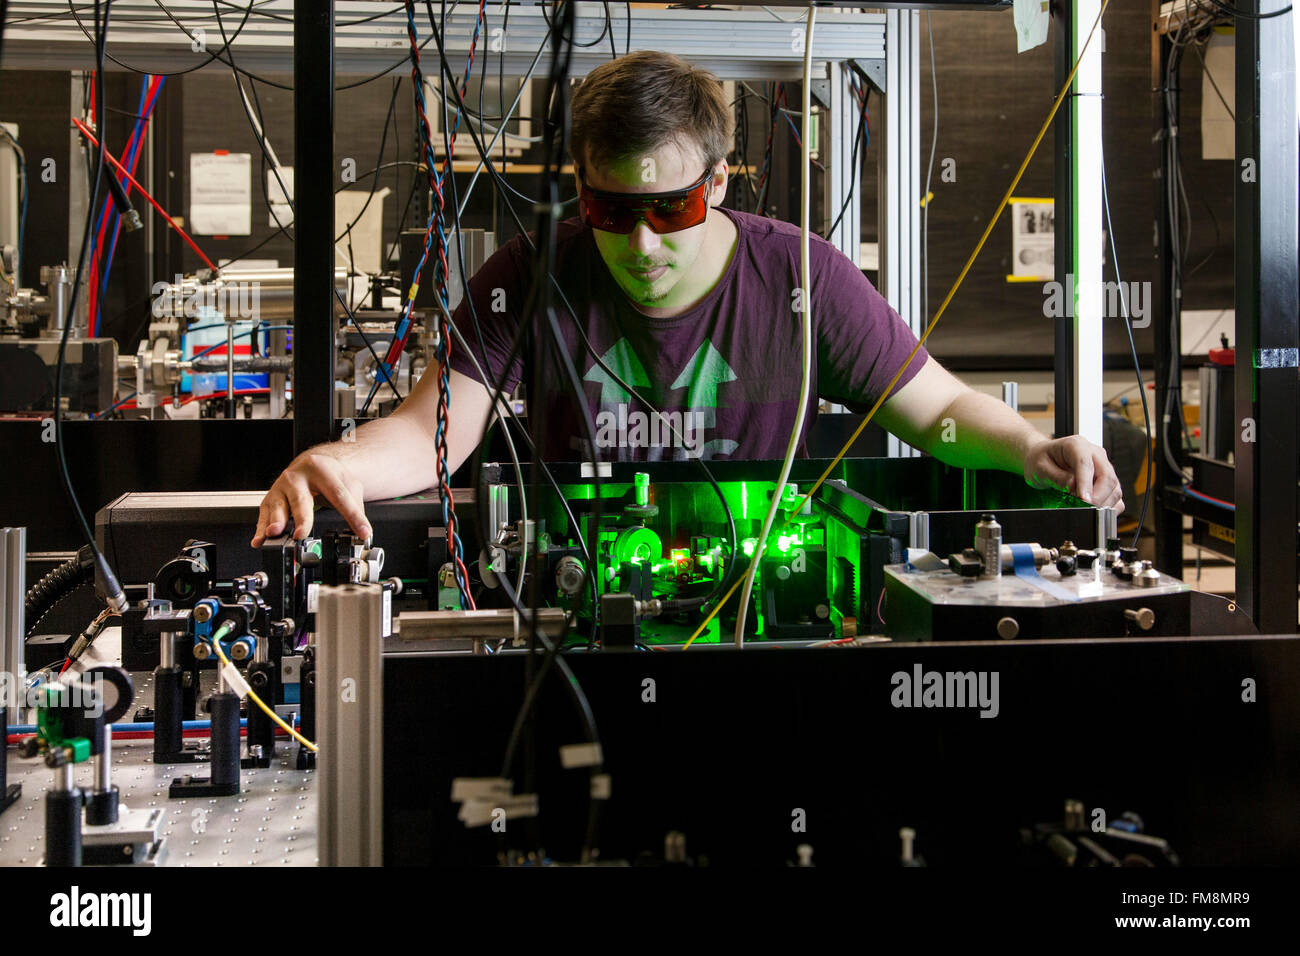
[1009,542,1080,603]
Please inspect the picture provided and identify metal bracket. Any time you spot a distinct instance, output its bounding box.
[810,78,832,111]
[853,57,886,94]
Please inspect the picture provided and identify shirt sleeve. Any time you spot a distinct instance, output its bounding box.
[447,235,529,395]
[813,242,929,413]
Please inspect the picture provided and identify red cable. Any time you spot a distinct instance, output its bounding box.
[112,387,269,413]
[72,117,219,273]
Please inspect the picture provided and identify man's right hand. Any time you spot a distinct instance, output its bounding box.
[252,451,372,547]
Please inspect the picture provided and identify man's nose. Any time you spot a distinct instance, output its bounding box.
[628,220,660,258]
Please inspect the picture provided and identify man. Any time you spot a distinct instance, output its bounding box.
[252,51,1122,548]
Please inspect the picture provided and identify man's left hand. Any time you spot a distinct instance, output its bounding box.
[1023,435,1124,513]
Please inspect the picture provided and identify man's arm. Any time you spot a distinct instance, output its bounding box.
[251,368,496,546]
[872,356,1124,511]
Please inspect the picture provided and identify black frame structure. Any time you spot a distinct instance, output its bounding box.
[1231,0,1298,633]
[293,1,338,456]
[1149,0,1297,634]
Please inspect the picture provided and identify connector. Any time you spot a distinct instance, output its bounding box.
[93,552,128,614]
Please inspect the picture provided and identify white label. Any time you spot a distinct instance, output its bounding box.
[559,742,603,769]
[267,166,294,228]
[307,582,319,614]
[382,587,392,638]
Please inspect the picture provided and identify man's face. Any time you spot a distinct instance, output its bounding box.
[583,142,727,310]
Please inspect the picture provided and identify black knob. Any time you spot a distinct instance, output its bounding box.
[1119,546,1139,564]
[1056,555,1077,576]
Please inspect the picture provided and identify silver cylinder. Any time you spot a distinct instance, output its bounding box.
[1096,506,1117,550]
[1,528,26,687]
[41,265,72,333]
[54,761,74,793]
[95,724,111,793]
[159,631,175,669]
[974,514,1002,579]
[1001,380,1019,411]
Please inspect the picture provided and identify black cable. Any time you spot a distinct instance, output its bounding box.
[420,0,738,609]
[1101,139,1153,549]
[602,1,616,59]
[335,77,403,245]
[1201,0,1291,18]
[823,79,869,240]
[212,2,294,242]
[333,286,405,402]
[56,0,127,610]
[25,547,95,636]
[500,0,605,863]
[432,0,605,861]
[426,12,740,609]
[64,0,281,86]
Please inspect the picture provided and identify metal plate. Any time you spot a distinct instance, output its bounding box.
[884,561,1188,607]
[3,666,317,867]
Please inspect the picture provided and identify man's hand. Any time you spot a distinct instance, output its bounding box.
[252,451,372,547]
[1023,435,1124,513]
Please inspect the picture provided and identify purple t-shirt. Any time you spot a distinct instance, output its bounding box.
[448,207,929,461]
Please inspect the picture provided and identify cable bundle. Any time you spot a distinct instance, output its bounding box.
[88,73,164,337]
[370,0,489,609]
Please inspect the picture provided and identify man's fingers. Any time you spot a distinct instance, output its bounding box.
[1071,444,1096,504]
[1031,453,1075,493]
[283,476,317,540]
[318,477,372,539]
[253,490,289,547]
[1092,451,1124,510]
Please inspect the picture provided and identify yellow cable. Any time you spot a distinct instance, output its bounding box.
[682,0,1112,650]
[210,631,319,753]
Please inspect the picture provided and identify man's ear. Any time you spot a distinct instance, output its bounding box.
[709,161,728,207]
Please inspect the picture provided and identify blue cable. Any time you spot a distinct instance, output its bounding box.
[1185,487,1236,512]
[10,719,251,735]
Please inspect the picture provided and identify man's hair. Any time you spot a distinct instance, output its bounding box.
[570,51,734,176]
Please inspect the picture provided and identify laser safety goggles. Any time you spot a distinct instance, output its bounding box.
[578,168,715,235]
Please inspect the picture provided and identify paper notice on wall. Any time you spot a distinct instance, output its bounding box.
[189,152,251,235]
[267,166,294,229]
[1008,197,1054,282]
[1013,0,1050,54]
[336,187,391,275]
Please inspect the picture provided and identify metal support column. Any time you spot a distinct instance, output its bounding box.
[293,1,337,455]
[824,60,862,264]
[317,583,384,866]
[1151,4,1183,576]
[1053,0,1104,446]
[878,8,921,459]
[1234,0,1298,632]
